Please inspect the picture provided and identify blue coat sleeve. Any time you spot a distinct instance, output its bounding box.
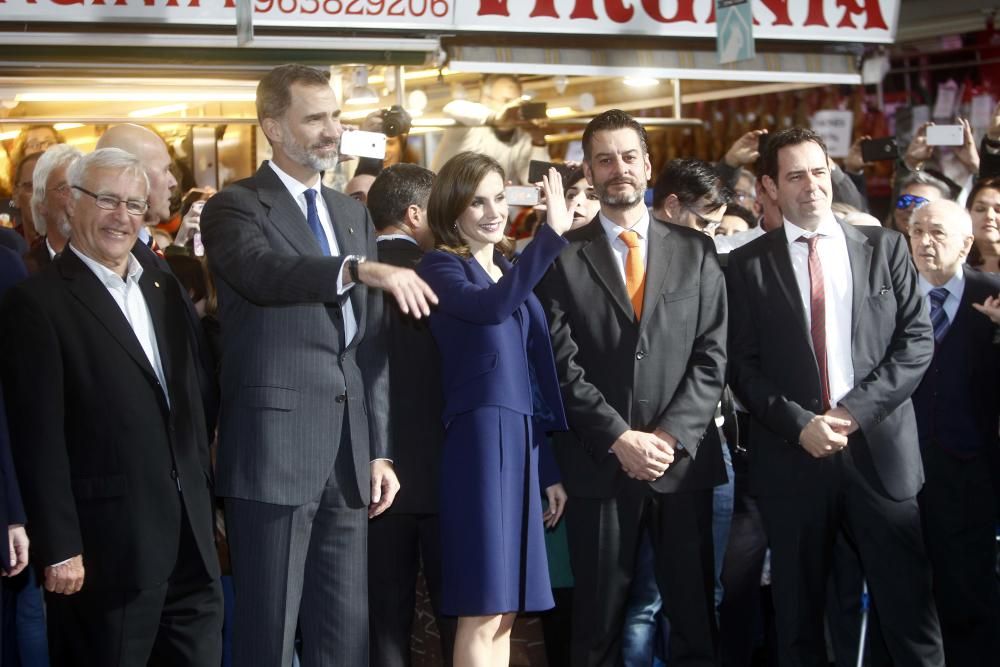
[418,224,568,326]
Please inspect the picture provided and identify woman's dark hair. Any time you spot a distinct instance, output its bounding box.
[965,177,1000,268]
[427,151,514,259]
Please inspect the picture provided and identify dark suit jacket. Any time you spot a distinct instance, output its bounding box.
[0,249,220,590]
[536,216,728,498]
[726,221,934,501]
[0,247,27,573]
[201,162,388,506]
[376,237,444,515]
[22,238,52,275]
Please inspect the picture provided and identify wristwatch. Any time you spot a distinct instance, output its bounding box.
[345,255,366,284]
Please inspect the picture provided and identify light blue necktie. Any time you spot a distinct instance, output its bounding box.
[303,189,331,256]
[928,287,950,342]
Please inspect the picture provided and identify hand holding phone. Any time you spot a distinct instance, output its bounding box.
[925,124,964,147]
[860,137,899,162]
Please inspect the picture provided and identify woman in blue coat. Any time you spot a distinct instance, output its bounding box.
[418,152,572,666]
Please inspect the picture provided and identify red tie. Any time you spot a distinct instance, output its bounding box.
[798,235,830,411]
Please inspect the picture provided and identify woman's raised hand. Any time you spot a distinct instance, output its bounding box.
[541,167,572,236]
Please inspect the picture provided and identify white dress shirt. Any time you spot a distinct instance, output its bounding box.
[69,245,169,406]
[713,223,766,254]
[918,266,965,325]
[268,160,358,345]
[598,207,651,284]
[376,233,418,245]
[783,216,855,406]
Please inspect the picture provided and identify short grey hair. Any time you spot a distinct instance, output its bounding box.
[30,144,82,236]
[909,198,973,236]
[67,148,149,200]
[899,171,952,200]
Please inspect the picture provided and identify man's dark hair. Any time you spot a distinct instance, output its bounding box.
[256,64,331,123]
[652,158,727,211]
[757,127,829,182]
[367,163,435,232]
[723,203,758,229]
[582,109,649,162]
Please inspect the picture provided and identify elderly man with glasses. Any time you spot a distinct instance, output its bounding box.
[0,147,224,667]
[891,171,953,239]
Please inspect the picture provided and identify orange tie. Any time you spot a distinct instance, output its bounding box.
[619,230,645,319]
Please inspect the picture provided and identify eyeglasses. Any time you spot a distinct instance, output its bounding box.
[72,186,149,216]
[25,139,56,153]
[896,194,929,210]
[685,207,722,233]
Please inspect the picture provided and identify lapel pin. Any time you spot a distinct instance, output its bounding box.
[154,281,160,288]
[349,227,354,234]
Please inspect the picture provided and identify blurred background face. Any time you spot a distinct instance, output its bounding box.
[14,154,41,240]
[23,127,58,157]
[481,76,522,112]
[42,162,75,238]
[718,212,750,236]
[893,183,942,234]
[969,187,1000,248]
[672,196,725,236]
[565,177,600,229]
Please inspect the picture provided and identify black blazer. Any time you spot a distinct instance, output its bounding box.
[0,249,220,590]
[201,162,388,507]
[376,237,444,515]
[0,247,27,573]
[726,222,934,502]
[537,216,728,497]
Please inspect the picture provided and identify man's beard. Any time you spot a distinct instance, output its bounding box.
[283,128,339,172]
[596,177,646,210]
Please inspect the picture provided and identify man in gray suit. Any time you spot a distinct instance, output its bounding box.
[200,64,436,667]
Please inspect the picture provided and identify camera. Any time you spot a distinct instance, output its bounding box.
[380,105,412,137]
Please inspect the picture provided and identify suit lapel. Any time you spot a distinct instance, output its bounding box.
[578,219,635,323]
[638,219,674,333]
[841,221,873,340]
[58,250,159,384]
[764,229,811,343]
[255,163,325,257]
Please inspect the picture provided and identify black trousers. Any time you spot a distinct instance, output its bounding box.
[719,450,769,667]
[46,511,223,667]
[368,512,456,667]
[919,443,1000,667]
[566,484,717,667]
[757,445,944,667]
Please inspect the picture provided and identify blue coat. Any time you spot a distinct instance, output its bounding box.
[417,223,568,614]
[419,223,568,437]
[0,246,27,572]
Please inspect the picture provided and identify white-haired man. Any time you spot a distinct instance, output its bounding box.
[24,144,82,273]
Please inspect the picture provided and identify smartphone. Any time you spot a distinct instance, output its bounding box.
[757,132,770,158]
[505,185,541,207]
[520,102,548,120]
[193,231,205,257]
[339,130,387,160]
[528,160,574,185]
[925,124,964,147]
[861,137,899,162]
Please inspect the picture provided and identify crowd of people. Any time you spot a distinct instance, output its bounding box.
[0,63,999,667]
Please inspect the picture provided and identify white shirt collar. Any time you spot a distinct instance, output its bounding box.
[918,265,965,298]
[376,233,418,245]
[598,207,650,244]
[69,243,143,287]
[268,160,321,200]
[782,213,842,245]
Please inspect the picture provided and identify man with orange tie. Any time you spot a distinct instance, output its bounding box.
[537,109,728,667]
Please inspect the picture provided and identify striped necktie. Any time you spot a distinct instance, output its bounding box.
[928,287,950,342]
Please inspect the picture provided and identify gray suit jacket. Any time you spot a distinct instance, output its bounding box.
[201,162,388,506]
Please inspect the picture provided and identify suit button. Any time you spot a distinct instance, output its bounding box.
[636,351,646,360]
[335,394,347,403]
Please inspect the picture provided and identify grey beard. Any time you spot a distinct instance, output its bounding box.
[284,139,339,172]
[599,186,645,210]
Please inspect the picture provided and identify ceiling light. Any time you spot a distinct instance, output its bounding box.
[12,89,256,103]
[344,66,378,106]
[0,130,19,141]
[546,106,576,119]
[623,76,660,88]
[53,123,83,131]
[129,103,189,118]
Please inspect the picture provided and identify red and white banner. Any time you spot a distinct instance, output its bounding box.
[0,0,900,43]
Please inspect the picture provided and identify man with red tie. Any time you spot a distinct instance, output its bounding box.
[726,127,945,666]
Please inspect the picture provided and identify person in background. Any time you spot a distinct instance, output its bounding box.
[966,177,1000,273]
[890,171,952,239]
[563,166,601,231]
[345,158,383,206]
[907,199,1000,666]
[25,145,81,274]
[417,153,570,667]
[365,163,457,667]
[10,154,42,247]
[6,126,64,201]
[432,75,549,186]
[651,158,729,237]
[717,204,756,237]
